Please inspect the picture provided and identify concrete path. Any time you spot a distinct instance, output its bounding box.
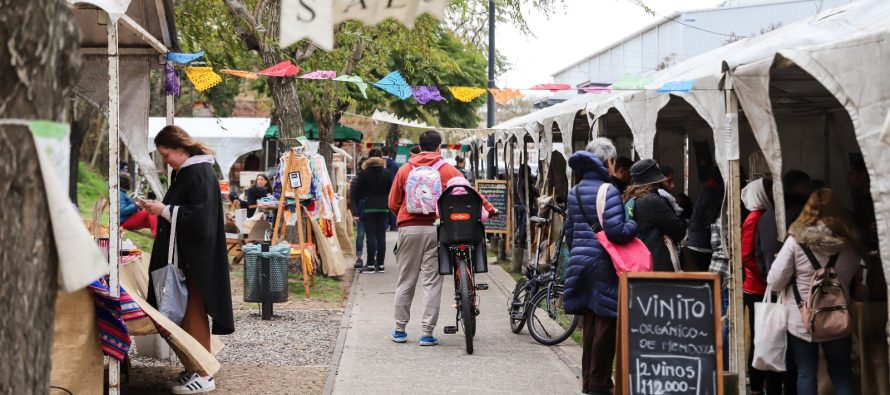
[330,231,583,394]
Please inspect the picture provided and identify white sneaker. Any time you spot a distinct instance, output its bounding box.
[166,371,190,389]
[172,373,216,394]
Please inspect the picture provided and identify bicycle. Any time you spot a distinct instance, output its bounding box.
[507,203,579,345]
[437,184,494,354]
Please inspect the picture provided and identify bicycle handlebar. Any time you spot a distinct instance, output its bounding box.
[546,203,566,217]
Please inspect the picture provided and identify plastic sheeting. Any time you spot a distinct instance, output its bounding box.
[75,56,165,196]
[148,117,268,180]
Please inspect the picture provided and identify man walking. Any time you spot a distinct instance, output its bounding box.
[388,130,493,346]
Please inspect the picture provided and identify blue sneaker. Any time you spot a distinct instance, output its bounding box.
[419,336,439,346]
[391,330,407,343]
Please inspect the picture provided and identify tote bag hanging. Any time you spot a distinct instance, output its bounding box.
[151,206,189,325]
[574,184,652,274]
[752,287,788,372]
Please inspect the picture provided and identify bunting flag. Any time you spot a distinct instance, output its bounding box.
[334,75,369,98]
[334,75,368,99]
[183,66,222,92]
[411,86,445,104]
[257,60,301,77]
[373,71,412,100]
[581,86,612,94]
[530,83,572,92]
[656,80,693,93]
[220,68,259,79]
[167,50,205,64]
[448,86,486,102]
[164,64,180,96]
[613,73,653,90]
[489,88,522,105]
[299,70,337,79]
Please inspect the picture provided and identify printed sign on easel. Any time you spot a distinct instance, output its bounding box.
[289,171,303,189]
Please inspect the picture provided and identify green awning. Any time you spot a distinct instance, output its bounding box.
[304,121,363,142]
[264,122,363,142]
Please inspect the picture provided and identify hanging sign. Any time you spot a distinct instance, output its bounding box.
[280,0,448,51]
[288,171,303,189]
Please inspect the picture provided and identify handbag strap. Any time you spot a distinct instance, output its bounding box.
[574,184,609,232]
[166,206,179,266]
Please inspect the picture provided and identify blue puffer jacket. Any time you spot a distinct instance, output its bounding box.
[563,151,638,317]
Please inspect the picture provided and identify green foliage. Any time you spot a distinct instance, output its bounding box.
[77,161,107,217]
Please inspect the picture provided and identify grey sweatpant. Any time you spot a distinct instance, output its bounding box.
[393,226,443,336]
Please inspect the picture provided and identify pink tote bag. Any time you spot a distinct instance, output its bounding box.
[575,183,652,274]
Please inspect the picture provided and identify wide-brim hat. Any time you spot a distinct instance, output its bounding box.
[630,159,667,186]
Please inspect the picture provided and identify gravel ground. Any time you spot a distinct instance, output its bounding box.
[217,309,341,366]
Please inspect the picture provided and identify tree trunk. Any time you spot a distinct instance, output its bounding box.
[0,0,80,393]
[259,0,304,146]
[317,111,334,173]
[69,100,98,204]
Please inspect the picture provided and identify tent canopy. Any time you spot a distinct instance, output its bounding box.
[148,117,269,181]
[304,121,363,142]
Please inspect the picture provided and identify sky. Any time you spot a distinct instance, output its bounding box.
[495,0,726,89]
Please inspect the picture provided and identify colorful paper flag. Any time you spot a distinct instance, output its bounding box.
[167,50,205,64]
[183,67,222,92]
[448,87,486,103]
[334,75,369,98]
[299,70,337,80]
[489,88,522,105]
[530,83,572,92]
[411,86,445,104]
[220,69,259,79]
[612,73,653,90]
[373,71,412,100]
[656,80,693,93]
[257,60,301,77]
[164,64,180,96]
[581,86,612,94]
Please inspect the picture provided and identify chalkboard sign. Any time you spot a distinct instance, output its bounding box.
[475,180,511,235]
[618,272,723,395]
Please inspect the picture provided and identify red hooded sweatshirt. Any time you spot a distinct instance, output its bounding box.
[389,151,494,227]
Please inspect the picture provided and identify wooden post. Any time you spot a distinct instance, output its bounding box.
[106,15,121,395]
[724,87,746,395]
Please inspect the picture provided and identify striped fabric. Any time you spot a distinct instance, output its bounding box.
[87,278,147,361]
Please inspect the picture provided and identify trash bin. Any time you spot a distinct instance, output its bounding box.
[243,242,290,305]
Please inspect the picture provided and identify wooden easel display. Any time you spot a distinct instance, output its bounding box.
[271,150,315,300]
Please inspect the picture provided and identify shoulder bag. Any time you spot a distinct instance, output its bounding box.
[574,184,652,274]
[151,206,189,325]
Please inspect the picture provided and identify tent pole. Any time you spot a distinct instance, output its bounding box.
[107,15,122,395]
[684,129,690,196]
[725,87,746,395]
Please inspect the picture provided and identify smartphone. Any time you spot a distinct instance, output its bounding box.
[133,196,149,206]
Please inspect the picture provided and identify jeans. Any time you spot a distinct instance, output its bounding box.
[788,333,855,395]
[362,212,388,268]
[743,292,784,394]
[355,218,365,257]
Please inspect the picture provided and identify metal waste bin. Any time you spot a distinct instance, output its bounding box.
[243,242,290,319]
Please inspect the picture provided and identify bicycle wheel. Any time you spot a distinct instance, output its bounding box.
[508,278,531,333]
[527,285,579,346]
[457,257,475,354]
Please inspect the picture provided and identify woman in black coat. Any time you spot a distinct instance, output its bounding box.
[625,159,687,272]
[141,125,234,393]
[349,148,393,273]
[245,174,272,217]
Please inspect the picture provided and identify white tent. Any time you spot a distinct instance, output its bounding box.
[148,117,269,180]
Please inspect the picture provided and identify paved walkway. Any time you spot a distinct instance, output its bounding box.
[330,231,583,394]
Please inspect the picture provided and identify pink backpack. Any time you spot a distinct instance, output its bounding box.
[405,160,445,214]
[574,183,652,274]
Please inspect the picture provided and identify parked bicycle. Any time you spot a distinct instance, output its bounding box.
[508,203,579,345]
[437,184,495,354]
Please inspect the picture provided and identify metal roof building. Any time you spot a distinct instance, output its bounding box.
[549,0,857,101]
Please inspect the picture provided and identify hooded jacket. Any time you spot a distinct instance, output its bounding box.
[741,179,771,295]
[388,151,494,227]
[563,151,638,317]
[350,157,393,214]
[766,222,860,342]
